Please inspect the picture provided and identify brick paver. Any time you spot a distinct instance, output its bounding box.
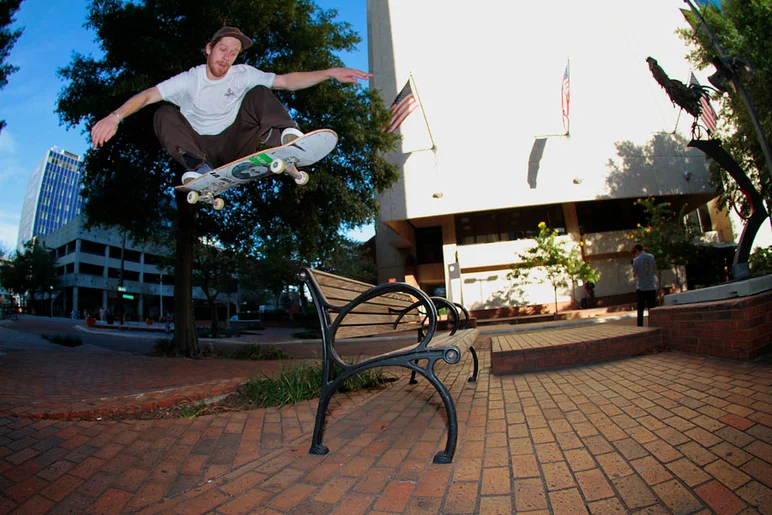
[1,321,771,514]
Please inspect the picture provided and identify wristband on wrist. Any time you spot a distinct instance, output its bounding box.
[112,111,122,123]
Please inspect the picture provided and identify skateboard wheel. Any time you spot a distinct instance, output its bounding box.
[187,191,199,204]
[270,158,286,174]
[213,198,225,211]
[294,171,309,186]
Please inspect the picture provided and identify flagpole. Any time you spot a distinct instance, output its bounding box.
[566,59,570,137]
[409,73,436,150]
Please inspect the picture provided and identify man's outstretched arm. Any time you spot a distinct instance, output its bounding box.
[273,67,372,91]
[90,87,163,148]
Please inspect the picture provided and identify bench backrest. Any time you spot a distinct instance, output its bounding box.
[305,269,425,339]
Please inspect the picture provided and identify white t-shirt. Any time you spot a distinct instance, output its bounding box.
[156,64,276,135]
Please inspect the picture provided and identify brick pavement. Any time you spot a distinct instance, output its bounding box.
[0,340,299,420]
[1,324,771,513]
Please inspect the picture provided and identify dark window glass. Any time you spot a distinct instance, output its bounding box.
[80,239,106,256]
[416,226,444,264]
[575,199,647,234]
[455,205,565,245]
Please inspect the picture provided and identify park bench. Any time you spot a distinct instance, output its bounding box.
[298,267,480,464]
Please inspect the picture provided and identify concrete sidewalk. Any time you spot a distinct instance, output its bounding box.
[1,319,771,514]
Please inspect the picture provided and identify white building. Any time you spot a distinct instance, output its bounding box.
[367,0,748,315]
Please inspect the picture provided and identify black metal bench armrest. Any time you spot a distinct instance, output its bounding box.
[399,297,462,336]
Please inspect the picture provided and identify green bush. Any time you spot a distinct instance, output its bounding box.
[41,334,82,347]
[152,338,176,356]
[749,246,772,276]
[229,345,291,360]
[260,309,290,322]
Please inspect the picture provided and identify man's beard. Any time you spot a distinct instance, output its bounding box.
[208,59,231,78]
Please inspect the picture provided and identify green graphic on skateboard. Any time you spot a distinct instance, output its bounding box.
[175,129,338,210]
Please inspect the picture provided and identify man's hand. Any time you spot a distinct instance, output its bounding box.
[328,67,373,84]
[89,88,162,148]
[91,113,121,149]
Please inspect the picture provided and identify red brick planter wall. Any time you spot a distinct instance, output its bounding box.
[491,328,663,375]
[649,289,772,360]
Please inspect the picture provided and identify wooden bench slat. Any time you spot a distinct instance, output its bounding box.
[313,274,419,307]
[336,325,420,339]
[330,312,422,326]
[320,287,419,311]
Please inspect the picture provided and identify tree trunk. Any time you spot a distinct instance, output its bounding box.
[173,194,200,356]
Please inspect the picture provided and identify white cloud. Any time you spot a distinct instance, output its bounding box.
[0,129,17,153]
[0,210,20,254]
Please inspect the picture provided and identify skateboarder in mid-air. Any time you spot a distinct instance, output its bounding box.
[90,26,371,184]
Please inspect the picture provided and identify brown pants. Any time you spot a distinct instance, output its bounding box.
[153,86,298,169]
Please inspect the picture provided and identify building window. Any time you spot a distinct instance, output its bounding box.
[415,226,444,264]
[455,205,565,245]
[80,263,104,276]
[80,239,106,256]
[124,249,141,263]
[575,198,647,234]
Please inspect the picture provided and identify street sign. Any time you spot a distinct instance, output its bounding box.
[122,294,134,300]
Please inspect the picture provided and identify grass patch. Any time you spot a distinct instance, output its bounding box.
[41,334,82,347]
[152,338,176,356]
[291,328,322,339]
[176,401,209,419]
[244,360,393,408]
[228,345,291,360]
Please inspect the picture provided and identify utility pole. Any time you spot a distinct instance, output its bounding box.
[118,231,126,327]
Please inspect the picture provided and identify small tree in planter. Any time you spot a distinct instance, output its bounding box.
[509,222,600,318]
[627,197,697,294]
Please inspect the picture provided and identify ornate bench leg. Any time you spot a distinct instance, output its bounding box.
[309,385,334,456]
[414,367,459,464]
[468,346,479,383]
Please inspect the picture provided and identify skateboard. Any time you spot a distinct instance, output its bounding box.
[175,129,338,210]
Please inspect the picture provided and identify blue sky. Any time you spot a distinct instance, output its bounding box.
[0,0,369,254]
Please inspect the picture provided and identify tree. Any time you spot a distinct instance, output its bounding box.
[627,197,698,292]
[0,240,57,304]
[678,1,772,219]
[315,234,376,283]
[192,238,238,339]
[508,222,600,317]
[0,0,24,132]
[56,0,399,356]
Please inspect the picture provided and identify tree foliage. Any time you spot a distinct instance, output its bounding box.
[627,197,698,289]
[0,0,24,132]
[0,240,57,299]
[678,0,772,212]
[56,0,399,355]
[509,222,600,316]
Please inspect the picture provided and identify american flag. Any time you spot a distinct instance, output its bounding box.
[689,72,718,133]
[385,80,418,133]
[561,63,570,133]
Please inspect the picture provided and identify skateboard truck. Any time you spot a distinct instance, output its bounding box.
[270,158,309,185]
[186,191,225,210]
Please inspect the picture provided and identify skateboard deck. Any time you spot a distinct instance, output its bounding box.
[175,129,338,210]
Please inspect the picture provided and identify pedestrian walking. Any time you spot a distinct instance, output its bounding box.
[632,243,657,327]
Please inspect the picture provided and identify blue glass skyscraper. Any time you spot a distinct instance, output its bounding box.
[17,147,84,251]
